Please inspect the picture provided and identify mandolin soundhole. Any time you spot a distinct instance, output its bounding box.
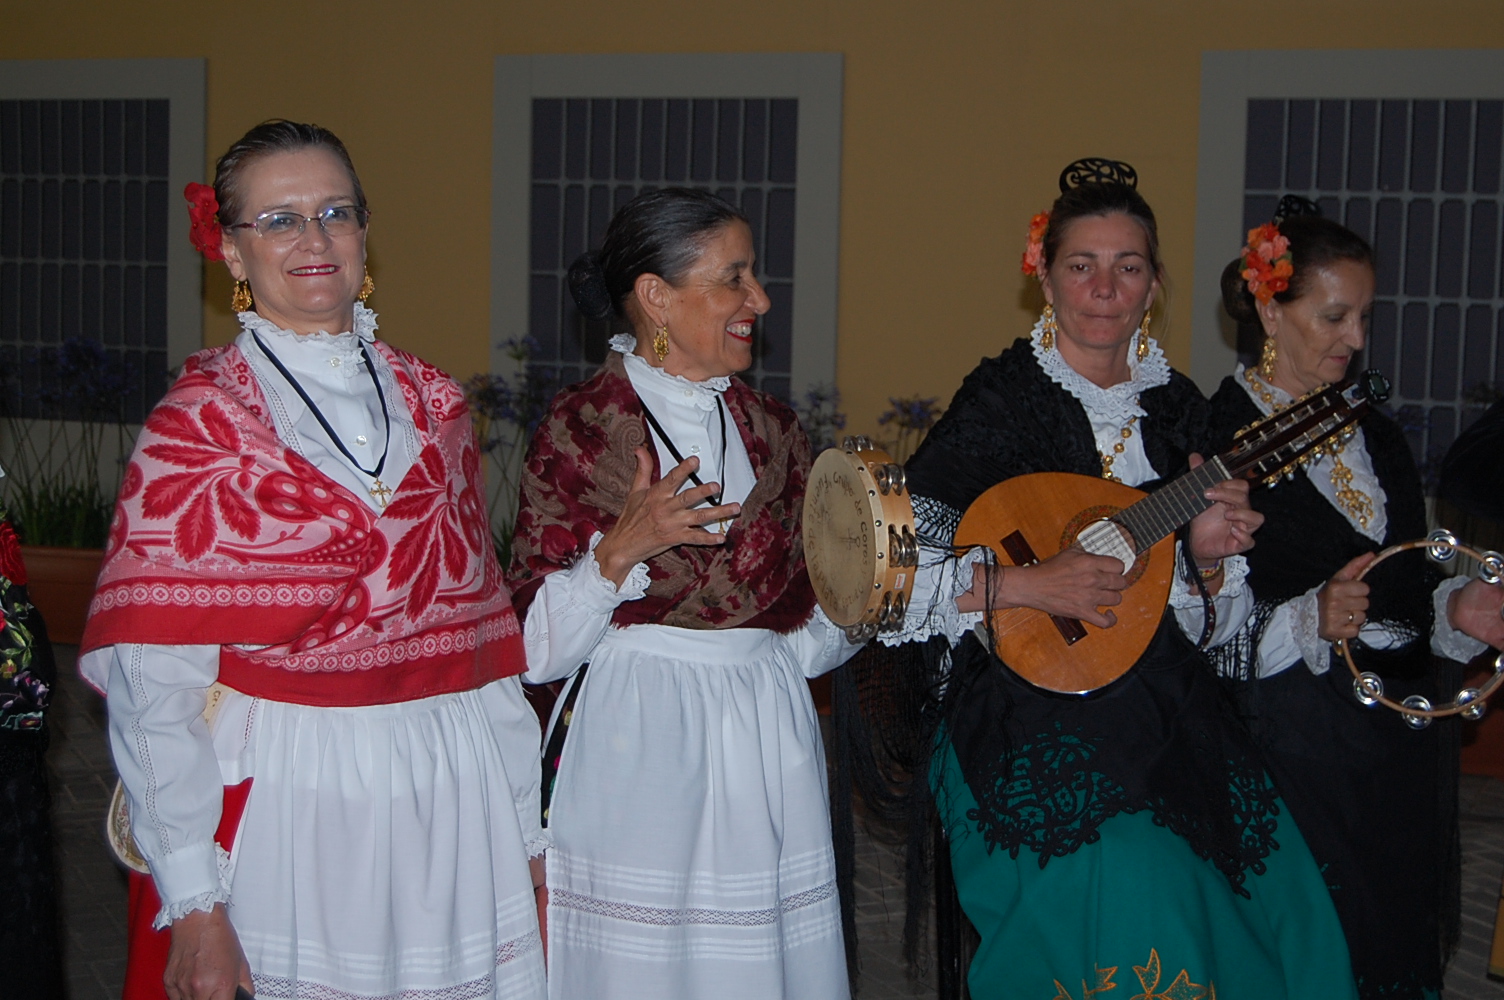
[1063,505,1149,587]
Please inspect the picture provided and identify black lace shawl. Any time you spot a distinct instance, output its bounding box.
[875,341,1282,984]
[1205,377,1458,999]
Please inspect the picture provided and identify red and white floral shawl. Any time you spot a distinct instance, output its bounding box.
[507,351,817,632]
[80,341,524,707]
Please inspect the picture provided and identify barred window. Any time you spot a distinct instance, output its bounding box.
[1242,98,1504,469]
[529,97,799,399]
[0,98,170,423]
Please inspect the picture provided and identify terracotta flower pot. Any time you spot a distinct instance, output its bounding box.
[18,545,104,645]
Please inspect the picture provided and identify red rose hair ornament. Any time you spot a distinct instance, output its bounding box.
[185,182,226,262]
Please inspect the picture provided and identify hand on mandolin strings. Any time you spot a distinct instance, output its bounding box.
[594,448,743,589]
[955,547,1129,629]
[1185,453,1264,590]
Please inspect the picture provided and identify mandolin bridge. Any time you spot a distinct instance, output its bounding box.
[999,530,1088,646]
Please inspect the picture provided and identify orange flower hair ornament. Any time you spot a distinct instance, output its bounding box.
[184,182,226,262]
[1020,211,1051,277]
[1241,222,1293,304]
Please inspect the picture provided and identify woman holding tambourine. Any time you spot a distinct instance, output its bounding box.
[1207,201,1504,999]
[886,161,1357,999]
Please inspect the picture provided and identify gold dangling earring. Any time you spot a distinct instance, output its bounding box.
[231,280,253,313]
[653,324,670,362]
[1258,336,1278,381]
[1136,308,1152,361]
[1039,303,1058,352]
[358,269,375,303]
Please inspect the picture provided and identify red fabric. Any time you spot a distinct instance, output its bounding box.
[123,780,253,1000]
[0,519,25,585]
[507,352,816,633]
[82,341,524,706]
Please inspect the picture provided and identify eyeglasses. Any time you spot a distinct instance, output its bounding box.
[229,205,371,242]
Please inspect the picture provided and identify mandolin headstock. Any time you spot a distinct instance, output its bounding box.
[1221,369,1389,486]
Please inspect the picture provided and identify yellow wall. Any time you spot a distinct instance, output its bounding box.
[6,0,1504,434]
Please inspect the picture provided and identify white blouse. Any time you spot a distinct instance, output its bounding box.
[80,305,425,920]
[884,320,1252,651]
[520,335,858,686]
[1233,366,1486,676]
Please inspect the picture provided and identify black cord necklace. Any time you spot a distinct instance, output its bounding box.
[638,395,728,509]
[251,329,395,508]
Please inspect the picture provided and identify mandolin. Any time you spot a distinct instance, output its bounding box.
[954,370,1390,694]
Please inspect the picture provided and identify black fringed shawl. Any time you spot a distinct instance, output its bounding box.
[1206,377,1457,1000]
[885,342,1283,980]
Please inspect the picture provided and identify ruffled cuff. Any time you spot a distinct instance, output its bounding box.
[577,531,650,607]
[1292,589,1333,675]
[1433,575,1491,663]
[524,833,551,860]
[879,546,988,648]
[152,843,232,929]
[1167,552,1249,607]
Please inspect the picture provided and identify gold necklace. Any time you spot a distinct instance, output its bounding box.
[1100,412,1138,483]
[1243,367,1373,529]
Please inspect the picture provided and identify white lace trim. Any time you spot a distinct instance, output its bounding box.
[1292,589,1331,676]
[1433,574,1491,663]
[1168,552,1250,608]
[153,843,234,929]
[237,301,379,345]
[584,531,651,602]
[524,834,551,860]
[1030,315,1171,425]
[610,332,732,409]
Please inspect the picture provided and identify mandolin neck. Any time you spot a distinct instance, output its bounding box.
[1110,457,1231,555]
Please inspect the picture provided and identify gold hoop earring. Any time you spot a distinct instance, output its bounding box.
[358,270,375,303]
[653,325,670,362]
[1258,336,1278,381]
[1039,304,1058,352]
[231,280,253,313]
[1136,309,1152,361]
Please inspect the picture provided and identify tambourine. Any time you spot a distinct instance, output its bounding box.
[802,436,918,640]
[1339,528,1504,728]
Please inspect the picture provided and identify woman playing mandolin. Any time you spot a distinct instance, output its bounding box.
[1207,201,1504,999]
[890,161,1358,998]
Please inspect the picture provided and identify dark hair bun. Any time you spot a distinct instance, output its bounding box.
[567,253,613,322]
[1220,256,1258,324]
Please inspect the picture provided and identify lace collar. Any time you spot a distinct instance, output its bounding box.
[609,333,731,410]
[1029,315,1170,424]
[238,304,379,377]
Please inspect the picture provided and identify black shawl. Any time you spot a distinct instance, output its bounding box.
[1206,375,1457,1000]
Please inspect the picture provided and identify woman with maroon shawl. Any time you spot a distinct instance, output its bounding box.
[508,189,862,999]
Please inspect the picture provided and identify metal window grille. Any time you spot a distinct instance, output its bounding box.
[0,98,170,424]
[1243,98,1504,473]
[529,97,798,400]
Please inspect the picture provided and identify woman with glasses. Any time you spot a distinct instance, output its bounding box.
[79,120,547,1000]
[507,188,863,999]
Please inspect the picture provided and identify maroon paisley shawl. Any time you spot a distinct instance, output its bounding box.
[80,341,524,707]
[508,352,816,632]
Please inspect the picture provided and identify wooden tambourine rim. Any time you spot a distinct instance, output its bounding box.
[803,444,916,630]
[1337,536,1504,720]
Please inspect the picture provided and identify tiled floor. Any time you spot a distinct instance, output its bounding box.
[42,644,1504,998]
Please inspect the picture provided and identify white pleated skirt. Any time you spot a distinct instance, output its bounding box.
[209,675,548,1000]
[544,624,848,1000]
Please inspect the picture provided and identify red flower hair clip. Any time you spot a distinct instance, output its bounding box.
[1020,211,1050,277]
[1241,222,1293,304]
[184,182,225,262]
